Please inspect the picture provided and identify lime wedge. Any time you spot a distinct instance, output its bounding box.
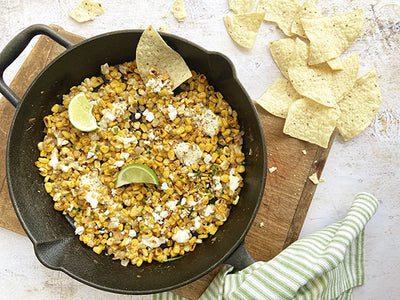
[68,92,99,132]
[115,163,159,188]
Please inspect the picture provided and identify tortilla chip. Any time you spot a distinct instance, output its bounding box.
[302,9,364,65]
[136,25,192,90]
[69,0,104,23]
[256,78,301,118]
[327,57,344,70]
[337,69,382,141]
[257,0,301,36]
[171,0,187,22]
[283,98,339,148]
[229,0,257,14]
[291,0,320,38]
[288,54,359,107]
[224,12,265,49]
[269,37,308,79]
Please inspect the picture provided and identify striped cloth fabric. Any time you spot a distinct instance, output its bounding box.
[153,192,378,300]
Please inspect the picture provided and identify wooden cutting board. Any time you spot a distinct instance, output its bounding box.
[0,25,334,299]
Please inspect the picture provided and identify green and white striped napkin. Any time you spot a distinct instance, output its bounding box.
[154,192,378,300]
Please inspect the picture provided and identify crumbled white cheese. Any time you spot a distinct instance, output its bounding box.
[59,164,71,172]
[212,176,222,191]
[191,216,202,230]
[49,149,59,169]
[203,154,212,164]
[160,211,169,219]
[167,105,177,121]
[140,235,167,249]
[135,112,141,119]
[56,137,69,146]
[166,200,178,210]
[84,191,99,208]
[161,182,169,190]
[174,142,203,167]
[117,135,138,148]
[192,109,219,137]
[111,189,117,196]
[180,197,187,205]
[113,160,125,168]
[120,152,130,160]
[229,168,240,192]
[169,173,174,181]
[87,151,97,159]
[128,229,137,237]
[142,109,155,122]
[172,229,190,244]
[204,205,214,217]
[75,226,84,235]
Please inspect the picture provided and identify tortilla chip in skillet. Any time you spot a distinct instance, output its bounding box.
[136,25,192,90]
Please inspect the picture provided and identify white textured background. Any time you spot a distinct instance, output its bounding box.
[0,0,399,299]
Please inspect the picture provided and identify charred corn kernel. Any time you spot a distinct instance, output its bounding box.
[237,165,245,173]
[220,174,230,183]
[44,182,53,193]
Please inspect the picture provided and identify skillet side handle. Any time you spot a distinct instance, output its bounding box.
[0,24,75,107]
[224,241,255,272]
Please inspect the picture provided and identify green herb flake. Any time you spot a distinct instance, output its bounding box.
[95,145,100,151]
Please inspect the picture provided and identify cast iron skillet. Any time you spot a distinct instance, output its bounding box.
[0,24,267,294]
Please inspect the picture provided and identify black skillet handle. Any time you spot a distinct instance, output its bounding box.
[224,241,255,272]
[0,24,75,107]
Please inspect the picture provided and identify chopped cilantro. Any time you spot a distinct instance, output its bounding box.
[242,161,246,165]
[90,214,94,219]
[113,127,119,133]
[197,184,203,190]
[95,145,100,151]
[140,225,145,230]
[217,149,221,155]
[211,165,218,176]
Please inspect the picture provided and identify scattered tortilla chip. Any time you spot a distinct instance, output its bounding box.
[229,0,257,14]
[291,0,320,38]
[336,69,382,141]
[302,9,364,65]
[288,54,359,107]
[327,57,344,70]
[283,98,339,148]
[302,149,307,155]
[269,37,308,79]
[171,0,187,22]
[224,12,265,49]
[136,25,192,90]
[257,78,301,118]
[69,0,104,23]
[257,0,301,36]
[308,172,319,184]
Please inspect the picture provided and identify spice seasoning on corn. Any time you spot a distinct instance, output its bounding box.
[35,61,245,267]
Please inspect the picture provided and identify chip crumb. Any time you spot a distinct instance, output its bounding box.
[162,10,169,18]
[302,149,307,155]
[171,0,187,22]
[69,0,104,23]
[309,172,319,184]
[259,222,265,228]
[159,25,170,33]
[320,177,326,182]
[138,23,144,29]
[268,167,277,173]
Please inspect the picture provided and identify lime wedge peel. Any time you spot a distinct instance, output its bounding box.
[115,163,159,188]
[68,92,99,132]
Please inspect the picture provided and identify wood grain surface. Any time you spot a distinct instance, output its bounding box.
[0,25,333,299]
